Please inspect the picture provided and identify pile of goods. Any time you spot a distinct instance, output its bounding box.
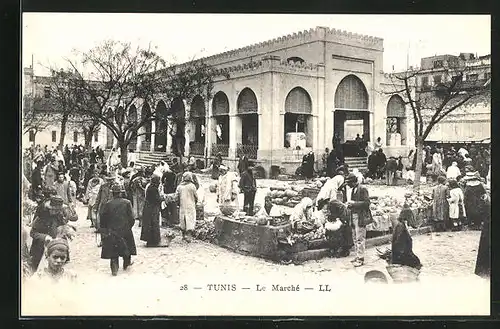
[305,177,329,189]
[193,220,218,242]
[368,191,433,231]
[267,182,303,208]
[290,225,326,243]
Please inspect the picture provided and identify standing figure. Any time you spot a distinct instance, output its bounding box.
[99,184,137,276]
[43,157,59,188]
[239,166,257,216]
[130,168,148,226]
[301,151,315,180]
[175,172,198,242]
[432,176,449,232]
[463,171,487,230]
[84,173,104,228]
[342,173,373,267]
[161,166,178,227]
[447,179,466,231]
[475,193,491,278]
[373,137,383,152]
[385,157,398,186]
[140,175,168,248]
[53,173,72,205]
[217,167,240,211]
[326,148,337,178]
[237,155,249,175]
[94,174,117,246]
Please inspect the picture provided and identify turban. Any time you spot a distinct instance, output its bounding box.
[46,238,70,261]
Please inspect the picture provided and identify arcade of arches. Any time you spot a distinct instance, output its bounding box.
[101,75,386,164]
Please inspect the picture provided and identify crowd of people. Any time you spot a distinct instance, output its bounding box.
[21,139,490,281]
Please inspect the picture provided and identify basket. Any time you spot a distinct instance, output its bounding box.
[386,264,420,283]
[219,205,238,216]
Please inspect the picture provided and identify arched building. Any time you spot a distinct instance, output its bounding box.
[22,26,490,175]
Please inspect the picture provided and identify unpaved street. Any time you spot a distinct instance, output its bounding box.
[21,180,490,316]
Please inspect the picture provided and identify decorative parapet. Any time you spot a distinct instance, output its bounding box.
[323,27,383,50]
[213,55,324,79]
[199,26,383,65]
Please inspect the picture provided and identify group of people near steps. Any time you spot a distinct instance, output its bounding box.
[22,142,490,280]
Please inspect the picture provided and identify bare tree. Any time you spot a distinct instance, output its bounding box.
[62,40,225,167]
[385,61,490,189]
[22,94,58,143]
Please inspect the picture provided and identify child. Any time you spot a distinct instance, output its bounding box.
[35,238,76,282]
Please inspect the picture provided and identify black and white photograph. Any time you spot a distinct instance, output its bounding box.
[20,13,491,316]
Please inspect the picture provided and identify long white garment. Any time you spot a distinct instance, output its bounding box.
[446,165,461,180]
[448,187,466,219]
[316,174,345,205]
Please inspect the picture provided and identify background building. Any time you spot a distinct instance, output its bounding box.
[22,28,491,174]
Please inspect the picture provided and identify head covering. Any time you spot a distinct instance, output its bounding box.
[47,196,64,210]
[452,161,458,166]
[300,197,314,210]
[150,175,161,186]
[345,173,358,185]
[464,171,481,181]
[46,238,70,258]
[181,172,195,184]
[111,184,125,194]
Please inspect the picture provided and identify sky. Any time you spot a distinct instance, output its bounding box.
[22,14,491,76]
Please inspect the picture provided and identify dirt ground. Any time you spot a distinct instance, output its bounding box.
[21,177,490,316]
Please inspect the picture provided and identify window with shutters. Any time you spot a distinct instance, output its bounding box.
[94,131,99,142]
[285,87,312,114]
[433,75,442,85]
[237,88,258,114]
[334,75,368,110]
[44,86,51,98]
[73,131,78,143]
[29,130,35,142]
[51,131,57,142]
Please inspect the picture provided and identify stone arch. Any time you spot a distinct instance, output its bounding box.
[140,102,152,150]
[211,91,230,156]
[386,95,407,146]
[285,87,312,114]
[105,108,114,149]
[170,97,186,156]
[237,88,258,114]
[284,87,313,148]
[334,75,369,110]
[190,95,206,118]
[127,105,138,150]
[154,100,168,152]
[189,95,206,155]
[212,91,230,116]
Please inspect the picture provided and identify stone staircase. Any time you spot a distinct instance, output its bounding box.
[134,152,176,168]
[344,156,368,172]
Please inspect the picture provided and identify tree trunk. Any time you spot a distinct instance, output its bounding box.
[119,143,129,167]
[84,130,93,151]
[413,137,424,191]
[59,114,69,148]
